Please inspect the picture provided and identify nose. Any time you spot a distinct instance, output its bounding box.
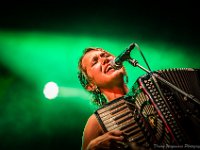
[100,56,110,65]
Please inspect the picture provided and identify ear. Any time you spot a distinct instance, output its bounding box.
[85,83,96,92]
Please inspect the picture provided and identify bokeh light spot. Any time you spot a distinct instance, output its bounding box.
[43,81,59,100]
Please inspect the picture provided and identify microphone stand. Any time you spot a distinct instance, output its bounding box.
[125,44,200,145]
[127,56,200,106]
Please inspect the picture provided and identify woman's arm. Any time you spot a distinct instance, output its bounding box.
[82,114,124,150]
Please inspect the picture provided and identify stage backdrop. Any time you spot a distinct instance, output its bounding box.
[0,2,199,150]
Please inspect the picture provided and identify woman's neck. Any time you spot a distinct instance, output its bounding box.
[101,84,129,102]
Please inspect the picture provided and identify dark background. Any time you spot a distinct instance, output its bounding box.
[0,1,199,150]
[0,2,199,46]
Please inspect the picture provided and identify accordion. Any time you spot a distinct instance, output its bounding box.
[94,68,200,149]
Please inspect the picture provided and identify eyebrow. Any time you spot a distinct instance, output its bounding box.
[90,54,98,66]
[88,51,110,68]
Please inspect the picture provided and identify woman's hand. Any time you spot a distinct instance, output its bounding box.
[86,130,124,150]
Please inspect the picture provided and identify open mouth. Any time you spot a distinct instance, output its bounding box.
[105,65,114,73]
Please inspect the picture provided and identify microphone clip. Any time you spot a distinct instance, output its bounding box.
[110,43,135,70]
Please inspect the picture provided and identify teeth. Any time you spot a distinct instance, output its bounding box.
[106,66,112,73]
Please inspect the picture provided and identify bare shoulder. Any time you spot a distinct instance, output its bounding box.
[82,114,103,150]
[87,114,99,126]
[84,114,103,135]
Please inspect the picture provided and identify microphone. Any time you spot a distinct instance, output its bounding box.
[110,43,135,70]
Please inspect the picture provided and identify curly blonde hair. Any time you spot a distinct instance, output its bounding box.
[77,47,107,106]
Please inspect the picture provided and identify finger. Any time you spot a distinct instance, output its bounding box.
[109,130,123,136]
[110,135,124,141]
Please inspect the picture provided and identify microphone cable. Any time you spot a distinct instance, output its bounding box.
[134,43,152,71]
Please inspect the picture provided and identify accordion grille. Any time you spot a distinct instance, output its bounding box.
[94,68,200,149]
[95,98,153,148]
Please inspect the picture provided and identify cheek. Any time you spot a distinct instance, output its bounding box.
[87,66,101,79]
[91,64,101,73]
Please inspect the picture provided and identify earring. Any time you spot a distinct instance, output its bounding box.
[94,86,101,94]
[93,86,107,106]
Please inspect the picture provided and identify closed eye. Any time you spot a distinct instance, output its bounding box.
[100,52,111,58]
[91,56,98,66]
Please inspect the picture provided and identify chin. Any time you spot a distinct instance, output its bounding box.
[110,71,124,81]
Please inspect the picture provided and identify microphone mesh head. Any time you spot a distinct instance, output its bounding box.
[110,60,123,70]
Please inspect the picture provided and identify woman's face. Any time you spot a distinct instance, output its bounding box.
[81,50,125,89]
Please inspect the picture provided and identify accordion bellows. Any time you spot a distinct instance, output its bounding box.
[95,68,200,149]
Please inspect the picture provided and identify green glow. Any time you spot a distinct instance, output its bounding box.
[0,30,199,149]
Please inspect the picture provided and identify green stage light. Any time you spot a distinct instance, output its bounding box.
[43,81,59,100]
[0,29,199,150]
[58,87,90,98]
